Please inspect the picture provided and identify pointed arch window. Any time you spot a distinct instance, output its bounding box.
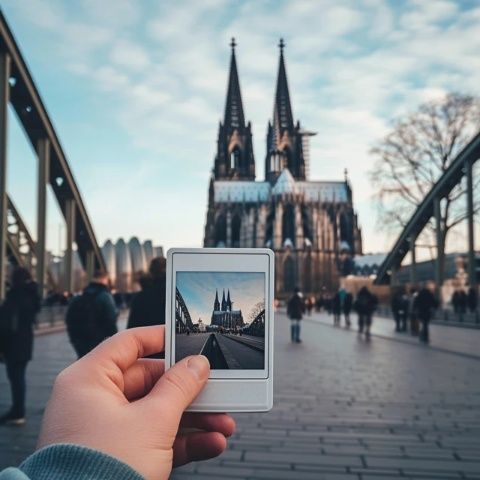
[232,213,241,247]
[284,256,295,292]
[215,214,227,247]
[282,204,295,247]
[230,147,241,172]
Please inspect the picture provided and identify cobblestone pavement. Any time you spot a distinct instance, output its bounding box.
[1,310,480,480]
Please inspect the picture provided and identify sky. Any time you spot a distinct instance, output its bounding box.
[1,0,480,255]
[177,271,265,325]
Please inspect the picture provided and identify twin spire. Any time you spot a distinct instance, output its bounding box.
[216,37,306,182]
[214,288,232,312]
[223,37,293,139]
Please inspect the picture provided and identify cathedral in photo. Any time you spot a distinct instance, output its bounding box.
[204,39,363,298]
[211,289,244,329]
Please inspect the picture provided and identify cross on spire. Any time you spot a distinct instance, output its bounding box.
[279,38,285,51]
[230,37,236,50]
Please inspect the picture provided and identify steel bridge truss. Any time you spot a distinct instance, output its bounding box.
[0,10,105,298]
[374,132,480,288]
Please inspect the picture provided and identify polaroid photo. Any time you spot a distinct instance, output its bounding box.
[165,248,274,412]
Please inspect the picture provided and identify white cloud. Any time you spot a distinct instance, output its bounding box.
[2,0,480,254]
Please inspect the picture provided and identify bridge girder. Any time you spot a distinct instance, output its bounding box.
[0,9,105,297]
[374,131,480,286]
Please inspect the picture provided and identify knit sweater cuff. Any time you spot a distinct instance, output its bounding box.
[19,444,144,480]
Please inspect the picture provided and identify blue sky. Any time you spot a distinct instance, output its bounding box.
[177,271,265,325]
[2,0,480,255]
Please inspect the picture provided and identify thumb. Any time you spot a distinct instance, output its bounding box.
[147,355,210,425]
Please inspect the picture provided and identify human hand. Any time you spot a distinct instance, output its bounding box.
[38,326,235,480]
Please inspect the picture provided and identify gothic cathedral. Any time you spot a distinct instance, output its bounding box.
[204,39,363,298]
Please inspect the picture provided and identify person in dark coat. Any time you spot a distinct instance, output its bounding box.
[413,285,437,343]
[391,287,409,332]
[287,287,304,343]
[127,257,166,329]
[0,267,40,425]
[343,291,353,328]
[66,270,118,358]
[353,286,378,338]
[331,291,341,326]
[467,287,478,314]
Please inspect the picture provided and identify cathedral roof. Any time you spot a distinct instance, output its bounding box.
[214,181,270,202]
[272,168,296,195]
[213,178,349,203]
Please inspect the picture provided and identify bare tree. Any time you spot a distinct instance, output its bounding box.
[249,301,265,323]
[370,93,480,265]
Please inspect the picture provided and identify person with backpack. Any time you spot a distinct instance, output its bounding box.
[0,267,40,426]
[353,286,378,338]
[66,270,118,358]
[413,284,437,344]
[287,287,304,343]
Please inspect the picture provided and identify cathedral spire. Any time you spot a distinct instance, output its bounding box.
[227,289,232,311]
[265,38,306,182]
[273,38,294,140]
[221,289,227,311]
[224,37,245,132]
[214,289,220,311]
[214,38,256,181]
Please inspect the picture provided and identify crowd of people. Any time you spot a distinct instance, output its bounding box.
[0,258,167,427]
[286,283,450,345]
[287,285,379,342]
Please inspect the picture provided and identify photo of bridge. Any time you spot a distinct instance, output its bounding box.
[175,272,265,369]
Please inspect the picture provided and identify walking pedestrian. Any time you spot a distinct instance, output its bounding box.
[0,267,40,425]
[65,269,118,358]
[304,296,313,316]
[413,285,437,343]
[353,286,378,339]
[391,287,409,332]
[408,287,419,335]
[128,257,166,329]
[332,290,341,326]
[452,289,467,322]
[343,290,353,328]
[467,287,478,316]
[287,287,304,343]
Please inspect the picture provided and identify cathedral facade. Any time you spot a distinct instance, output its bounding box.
[204,39,362,298]
[211,289,244,329]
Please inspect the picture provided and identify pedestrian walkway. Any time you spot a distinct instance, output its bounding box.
[1,311,480,479]
[309,309,480,360]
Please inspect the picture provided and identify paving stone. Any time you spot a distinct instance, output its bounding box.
[1,310,480,479]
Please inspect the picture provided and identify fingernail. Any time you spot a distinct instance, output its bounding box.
[187,355,210,380]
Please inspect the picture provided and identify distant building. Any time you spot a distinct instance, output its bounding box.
[210,289,244,329]
[204,39,362,298]
[101,237,164,292]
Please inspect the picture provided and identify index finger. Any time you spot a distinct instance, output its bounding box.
[83,326,165,372]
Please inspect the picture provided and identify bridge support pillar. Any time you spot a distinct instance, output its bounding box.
[65,199,76,293]
[36,138,50,299]
[466,161,476,288]
[434,197,444,297]
[86,250,95,283]
[0,52,10,301]
[409,236,417,285]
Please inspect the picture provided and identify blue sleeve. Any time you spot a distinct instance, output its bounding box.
[0,444,144,480]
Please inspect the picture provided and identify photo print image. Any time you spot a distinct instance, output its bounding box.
[175,272,265,369]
